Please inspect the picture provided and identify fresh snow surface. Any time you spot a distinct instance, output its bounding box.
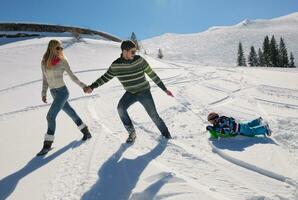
[142,12,298,67]
[0,35,298,199]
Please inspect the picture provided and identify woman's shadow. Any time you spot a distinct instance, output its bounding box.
[82,140,168,200]
[0,140,82,200]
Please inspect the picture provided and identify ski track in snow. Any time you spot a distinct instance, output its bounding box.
[45,97,106,200]
[77,66,296,198]
[1,43,298,199]
[160,63,298,197]
[77,93,234,199]
[0,69,104,94]
[0,95,97,121]
[85,92,296,200]
[173,96,296,186]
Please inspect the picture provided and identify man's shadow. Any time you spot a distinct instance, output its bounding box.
[81,140,168,200]
[0,140,82,200]
[210,136,278,151]
[130,172,187,200]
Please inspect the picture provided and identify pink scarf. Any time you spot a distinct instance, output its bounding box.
[51,57,60,66]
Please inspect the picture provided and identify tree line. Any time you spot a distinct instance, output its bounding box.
[237,35,296,68]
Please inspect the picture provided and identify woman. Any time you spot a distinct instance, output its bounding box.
[37,40,91,156]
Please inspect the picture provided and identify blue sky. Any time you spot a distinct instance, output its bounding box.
[0,0,297,39]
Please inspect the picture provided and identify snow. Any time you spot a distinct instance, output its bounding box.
[1,13,298,200]
[141,12,298,67]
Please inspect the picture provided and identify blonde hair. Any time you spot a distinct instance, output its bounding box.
[42,40,65,68]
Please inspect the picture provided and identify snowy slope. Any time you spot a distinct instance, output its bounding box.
[142,12,298,66]
[0,36,298,200]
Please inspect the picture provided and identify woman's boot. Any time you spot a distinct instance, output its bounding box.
[36,140,53,156]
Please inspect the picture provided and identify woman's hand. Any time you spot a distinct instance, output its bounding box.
[42,96,47,103]
[166,90,174,97]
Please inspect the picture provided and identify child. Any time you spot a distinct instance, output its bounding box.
[206,112,272,139]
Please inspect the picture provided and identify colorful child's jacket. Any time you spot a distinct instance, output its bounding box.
[206,116,239,138]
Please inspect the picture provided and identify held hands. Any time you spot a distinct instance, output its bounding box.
[83,86,93,94]
[166,90,174,97]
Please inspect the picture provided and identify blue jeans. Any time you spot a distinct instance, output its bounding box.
[117,90,170,135]
[239,118,267,136]
[46,86,83,135]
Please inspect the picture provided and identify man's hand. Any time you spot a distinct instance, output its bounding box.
[84,86,93,94]
[42,96,47,103]
[166,90,174,97]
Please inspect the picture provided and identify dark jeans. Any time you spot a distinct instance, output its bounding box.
[117,90,170,135]
[46,86,83,135]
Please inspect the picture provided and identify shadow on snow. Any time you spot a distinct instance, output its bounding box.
[210,135,277,151]
[0,140,82,200]
[82,140,168,200]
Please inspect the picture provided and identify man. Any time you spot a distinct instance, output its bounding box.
[84,40,173,143]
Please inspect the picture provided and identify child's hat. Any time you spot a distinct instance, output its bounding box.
[207,112,219,121]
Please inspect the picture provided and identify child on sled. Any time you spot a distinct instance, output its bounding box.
[206,112,272,139]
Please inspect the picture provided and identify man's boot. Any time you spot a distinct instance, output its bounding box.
[81,126,92,141]
[126,131,136,143]
[162,132,172,139]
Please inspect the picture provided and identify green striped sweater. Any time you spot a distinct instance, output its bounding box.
[90,55,167,94]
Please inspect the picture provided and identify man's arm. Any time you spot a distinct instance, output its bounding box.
[89,67,115,90]
[143,61,167,92]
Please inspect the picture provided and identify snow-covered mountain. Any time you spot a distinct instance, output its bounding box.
[0,17,298,199]
[142,12,298,66]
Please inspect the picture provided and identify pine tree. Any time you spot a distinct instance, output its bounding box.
[270,35,279,67]
[289,52,296,68]
[130,32,140,50]
[248,46,258,66]
[158,48,164,59]
[258,48,265,67]
[262,36,271,67]
[237,42,246,66]
[278,37,289,68]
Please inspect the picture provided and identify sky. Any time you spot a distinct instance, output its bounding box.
[0,0,297,40]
